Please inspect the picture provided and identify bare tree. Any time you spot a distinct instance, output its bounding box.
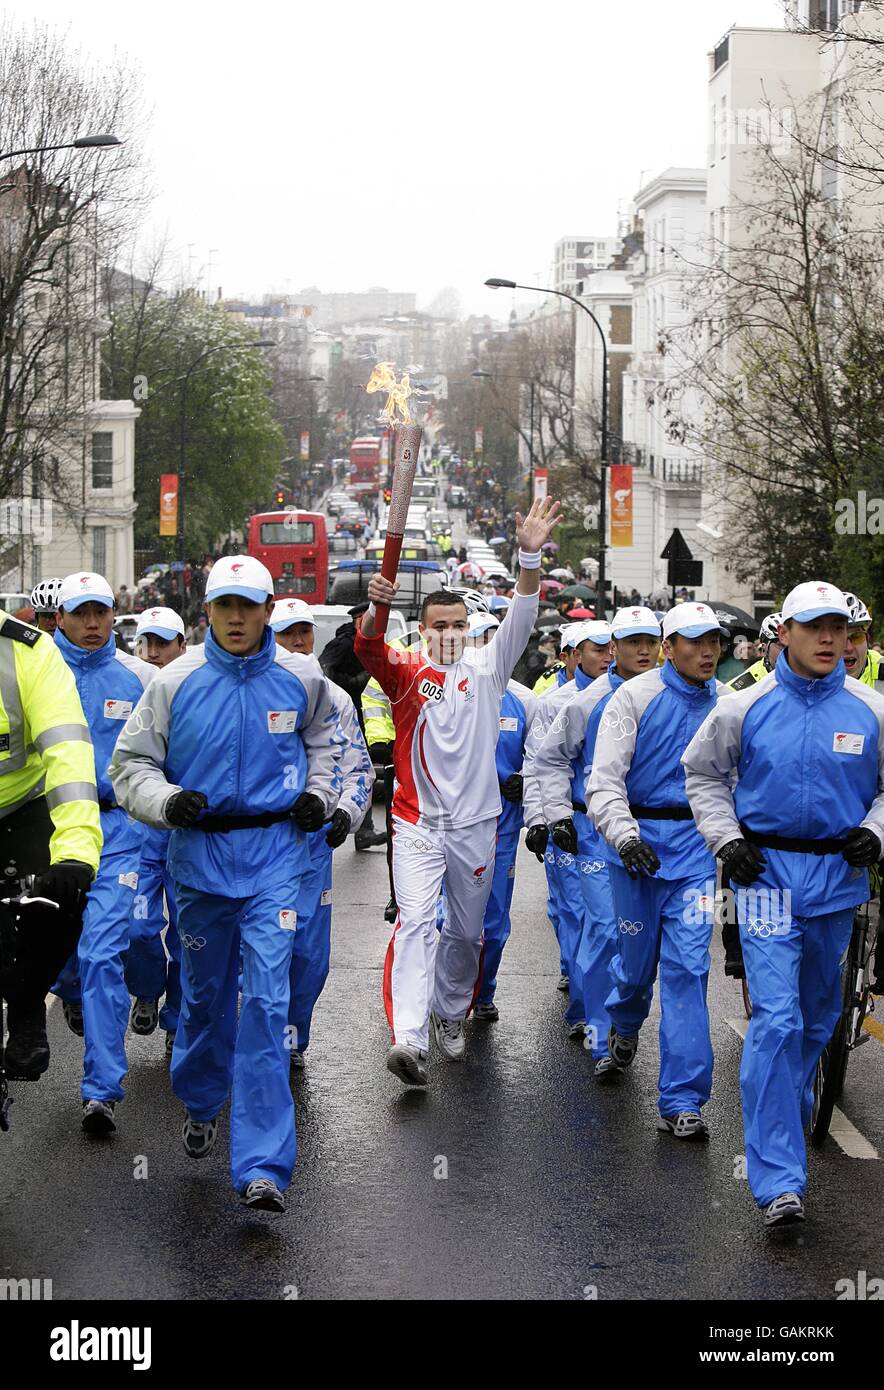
[657,90,884,598]
[0,19,147,572]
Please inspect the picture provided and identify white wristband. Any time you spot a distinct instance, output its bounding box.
[367,602,377,619]
[518,548,542,569]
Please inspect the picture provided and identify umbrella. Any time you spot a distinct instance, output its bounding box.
[488,535,507,545]
[566,606,596,620]
[559,582,596,601]
[456,560,484,578]
[541,541,559,552]
[549,567,574,580]
[536,610,565,627]
[705,601,760,635]
[143,562,169,576]
[540,578,564,592]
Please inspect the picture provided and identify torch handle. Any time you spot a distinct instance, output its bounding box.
[374,425,422,637]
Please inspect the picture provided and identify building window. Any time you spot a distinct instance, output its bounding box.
[91,432,113,489]
[92,526,107,575]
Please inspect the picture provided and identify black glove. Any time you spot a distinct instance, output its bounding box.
[551,818,579,854]
[500,773,524,803]
[619,837,661,879]
[293,792,326,832]
[525,825,549,863]
[842,826,882,868]
[34,861,93,913]
[325,809,352,849]
[165,790,209,828]
[370,741,394,767]
[718,838,766,886]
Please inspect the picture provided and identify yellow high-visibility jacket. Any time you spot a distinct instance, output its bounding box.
[0,613,102,872]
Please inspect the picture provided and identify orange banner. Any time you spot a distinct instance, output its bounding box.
[610,463,633,547]
[533,467,548,502]
[159,474,178,536]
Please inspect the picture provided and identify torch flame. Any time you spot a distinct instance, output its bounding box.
[365,361,413,427]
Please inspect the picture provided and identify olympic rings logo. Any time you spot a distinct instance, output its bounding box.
[581,860,606,874]
[695,718,720,744]
[556,853,574,867]
[601,712,637,742]
[181,933,207,950]
[124,704,157,737]
[618,917,644,935]
[745,919,788,938]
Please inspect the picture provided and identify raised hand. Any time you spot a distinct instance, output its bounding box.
[515,496,562,554]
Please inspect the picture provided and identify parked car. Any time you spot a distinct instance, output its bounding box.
[310,603,406,660]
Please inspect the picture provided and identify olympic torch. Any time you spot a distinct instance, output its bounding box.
[365,364,423,636]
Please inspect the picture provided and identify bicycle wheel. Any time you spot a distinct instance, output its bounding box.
[810,1010,849,1148]
[741,978,753,1020]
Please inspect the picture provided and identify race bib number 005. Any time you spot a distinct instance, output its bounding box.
[418,678,444,703]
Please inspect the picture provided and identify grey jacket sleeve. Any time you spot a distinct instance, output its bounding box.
[681,695,748,854]
[332,687,375,831]
[522,688,564,829]
[284,653,346,817]
[109,651,205,827]
[587,674,659,851]
[535,690,591,825]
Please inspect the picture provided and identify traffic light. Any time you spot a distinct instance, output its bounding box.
[274,488,286,507]
[383,486,391,504]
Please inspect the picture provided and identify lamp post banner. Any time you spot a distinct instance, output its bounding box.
[159,474,178,537]
[533,467,548,502]
[610,463,633,547]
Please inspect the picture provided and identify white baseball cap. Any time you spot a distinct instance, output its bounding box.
[58,572,115,611]
[205,555,274,605]
[781,581,850,624]
[135,607,185,640]
[270,598,317,632]
[662,602,727,640]
[611,606,662,640]
[468,612,499,637]
[561,620,612,650]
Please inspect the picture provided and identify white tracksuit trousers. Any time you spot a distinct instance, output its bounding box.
[386,816,498,1052]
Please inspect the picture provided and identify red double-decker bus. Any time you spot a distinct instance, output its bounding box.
[349,436,383,499]
[246,509,328,604]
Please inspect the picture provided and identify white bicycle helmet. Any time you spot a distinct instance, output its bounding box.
[758,612,783,643]
[29,577,63,613]
[843,592,872,628]
[447,586,489,615]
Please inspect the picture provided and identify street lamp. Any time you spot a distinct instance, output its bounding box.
[177,338,275,561]
[485,276,610,605]
[0,134,122,162]
[471,369,537,499]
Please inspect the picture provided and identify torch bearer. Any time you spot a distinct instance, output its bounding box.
[365,364,422,637]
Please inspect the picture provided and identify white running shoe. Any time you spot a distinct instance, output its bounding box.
[608,1024,639,1068]
[386,1044,429,1086]
[182,1113,218,1158]
[130,998,159,1035]
[763,1192,805,1228]
[82,1099,116,1135]
[656,1111,709,1142]
[431,1012,466,1061]
[593,1055,625,1084]
[241,1179,285,1213]
[567,1020,587,1040]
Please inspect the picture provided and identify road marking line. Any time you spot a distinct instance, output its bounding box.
[863,1013,884,1048]
[724,1017,878,1160]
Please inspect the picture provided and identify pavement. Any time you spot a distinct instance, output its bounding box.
[2,839,882,1302]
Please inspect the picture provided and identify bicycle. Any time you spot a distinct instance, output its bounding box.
[0,873,58,1132]
[810,900,877,1147]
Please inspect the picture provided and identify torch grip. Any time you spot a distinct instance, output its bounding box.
[374,425,422,637]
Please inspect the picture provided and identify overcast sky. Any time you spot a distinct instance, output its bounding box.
[10,0,787,315]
